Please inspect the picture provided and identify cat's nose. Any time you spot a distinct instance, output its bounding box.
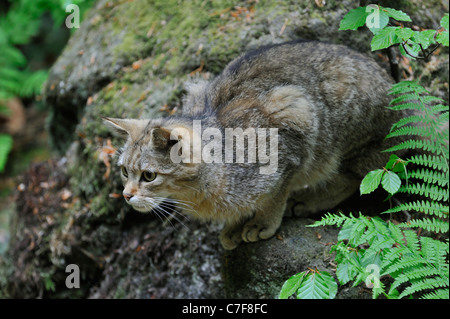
[123,193,133,201]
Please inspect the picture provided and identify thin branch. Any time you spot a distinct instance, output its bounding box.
[402,41,441,60]
[386,46,400,83]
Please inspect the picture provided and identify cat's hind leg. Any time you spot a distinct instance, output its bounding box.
[290,173,360,217]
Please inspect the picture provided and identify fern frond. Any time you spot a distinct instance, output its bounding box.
[307,212,353,228]
[383,139,443,154]
[386,125,436,140]
[409,168,449,187]
[421,289,450,299]
[382,200,449,217]
[388,221,405,243]
[17,70,48,97]
[436,110,449,126]
[397,183,448,201]
[408,154,448,171]
[420,236,449,267]
[403,229,420,251]
[388,81,429,95]
[387,101,429,112]
[398,276,449,299]
[431,104,450,113]
[420,95,445,105]
[389,266,444,292]
[349,219,369,246]
[382,255,428,276]
[389,93,421,105]
[390,114,431,130]
[399,218,449,233]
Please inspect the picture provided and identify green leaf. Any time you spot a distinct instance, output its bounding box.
[296,271,338,299]
[371,27,402,51]
[381,171,402,195]
[436,31,449,46]
[360,169,384,195]
[411,30,437,49]
[338,219,358,241]
[278,272,306,299]
[366,6,389,34]
[395,27,414,41]
[385,154,399,170]
[339,6,369,31]
[0,134,13,173]
[336,261,353,285]
[440,13,449,31]
[382,7,412,22]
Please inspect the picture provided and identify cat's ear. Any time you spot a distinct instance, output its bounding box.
[102,117,147,140]
[150,127,175,149]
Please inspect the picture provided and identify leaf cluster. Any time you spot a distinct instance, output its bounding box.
[278,269,338,299]
[383,82,448,232]
[281,4,449,299]
[0,0,94,172]
[308,82,449,299]
[309,214,449,299]
[340,5,449,59]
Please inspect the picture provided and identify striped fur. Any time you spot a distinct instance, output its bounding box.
[104,41,409,250]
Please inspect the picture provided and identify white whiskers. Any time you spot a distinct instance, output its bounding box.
[150,197,199,229]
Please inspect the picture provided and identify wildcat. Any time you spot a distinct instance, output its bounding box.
[104,40,407,250]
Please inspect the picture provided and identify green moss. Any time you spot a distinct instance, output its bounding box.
[108,0,271,75]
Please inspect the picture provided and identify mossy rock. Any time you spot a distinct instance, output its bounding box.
[2,0,448,299]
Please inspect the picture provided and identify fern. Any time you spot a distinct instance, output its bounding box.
[309,212,353,228]
[399,218,449,233]
[383,200,448,218]
[308,82,449,299]
[409,168,448,187]
[311,213,449,299]
[282,6,449,300]
[376,82,448,298]
[383,81,449,226]
[0,0,95,171]
[408,154,448,170]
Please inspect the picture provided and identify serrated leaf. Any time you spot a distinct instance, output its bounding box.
[411,30,437,49]
[371,27,402,51]
[366,6,389,34]
[296,271,337,299]
[386,154,400,164]
[436,31,449,46]
[360,169,384,195]
[440,13,449,31]
[338,220,356,241]
[382,7,412,22]
[395,27,414,41]
[278,272,306,299]
[339,6,369,31]
[381,171,402,195]
[336,261,353,285]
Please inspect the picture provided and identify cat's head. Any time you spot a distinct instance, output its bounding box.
[103,117,200,214]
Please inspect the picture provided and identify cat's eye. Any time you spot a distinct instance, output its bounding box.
[121,166,128,178]
[142,171,157,182]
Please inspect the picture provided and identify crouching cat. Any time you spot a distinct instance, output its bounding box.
[104,41,406,250]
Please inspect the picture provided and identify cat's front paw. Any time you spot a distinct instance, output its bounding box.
[219,227,243,250]
[241,219,277,243]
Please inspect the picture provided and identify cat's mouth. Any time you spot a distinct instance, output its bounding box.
[130,203,152,213]
[127,197,156,213]
[127,196,175,214]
